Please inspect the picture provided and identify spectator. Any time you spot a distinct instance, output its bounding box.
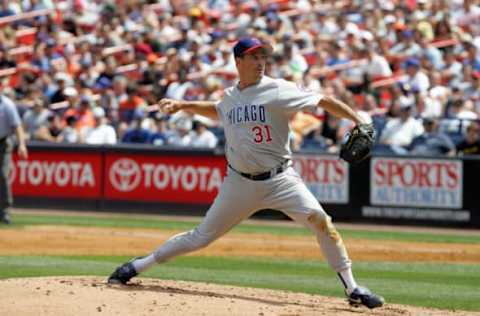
[362,46,393,80]
[290,111,322,152]
[378,101,424,154]
[418,34,444,70]
[0,46,16,69]
[283,43,309,79]
[444,99,479,134]
[59,115,79,143]
[0,2,15,18]
[149,115,170,146]
[95,56,117,90]
[119,85,147,123]
[408,117,456,156]
[63,96,95,133]
[83,107,117,145]
[390,29,422,60]
[401,58,430,94]
[462,41,480,72]
[0,0,479,155]
[189,119,218,148]
[167,116,193,147]
[165,69,194,100]
[34,112,63,142]
[456,122,480,155]
[22,98,50,140]
[441,49,463,86]
[50,73,73,104]
[320,112,341,147]
[121,114,151,144]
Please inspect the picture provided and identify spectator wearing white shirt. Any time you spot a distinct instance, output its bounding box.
[189,119,218,149]
[22,99,51,140]
[167,116,192,147]
[283,43,309,78]
[441,50,464,86]
[363,46,393,79]
[390,29,422,59]
[60,115,79,143]
[83,107,117,145]
[402,58,430,93]
[379,101,424,154]
[165,69,193,100]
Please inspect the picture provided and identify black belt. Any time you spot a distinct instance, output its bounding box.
[229,160,291,181]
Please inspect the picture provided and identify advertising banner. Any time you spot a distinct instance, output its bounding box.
[293,155,349,204]
[10,152,102,198]
[370,158,463,209]
[104,153,227,204]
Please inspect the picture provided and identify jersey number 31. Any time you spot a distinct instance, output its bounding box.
[252,125,273,143]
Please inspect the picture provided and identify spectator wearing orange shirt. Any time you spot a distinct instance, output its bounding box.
[63,96,95,133]
[119,85,147,123]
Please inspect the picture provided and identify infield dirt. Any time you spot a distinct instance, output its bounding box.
[1,211,479,315]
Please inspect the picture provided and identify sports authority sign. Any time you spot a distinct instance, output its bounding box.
[105,154,227,203]
[293,155,349,204]
[371,158,463,209]
[11,152,102,198]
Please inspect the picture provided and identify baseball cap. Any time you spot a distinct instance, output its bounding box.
[405,58,420,68]
[92,107,105,118]
[233,37,273,58]
[63,87,78,97]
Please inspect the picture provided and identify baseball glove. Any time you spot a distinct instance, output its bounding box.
[339,123,375,164]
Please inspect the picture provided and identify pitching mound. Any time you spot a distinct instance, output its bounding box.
[0,276,474,316]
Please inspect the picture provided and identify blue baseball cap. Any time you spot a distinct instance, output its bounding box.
[233,37,273,58]
[405,58,420,68]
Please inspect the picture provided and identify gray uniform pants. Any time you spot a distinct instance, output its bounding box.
[0,138,13,214]
[152,167,351,273]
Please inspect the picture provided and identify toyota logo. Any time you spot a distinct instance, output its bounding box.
[109,158,141,192]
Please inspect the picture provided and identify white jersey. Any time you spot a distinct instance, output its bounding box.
[216,76,322,173]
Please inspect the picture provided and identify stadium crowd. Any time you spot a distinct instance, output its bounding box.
[0,0,479,155]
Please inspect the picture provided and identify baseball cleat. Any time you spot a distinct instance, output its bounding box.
[0,213,11,225]
[347,286,385,309]
[107,260,138,285]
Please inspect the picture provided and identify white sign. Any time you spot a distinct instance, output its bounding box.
[371,158,463,208]
[293,155,349,203]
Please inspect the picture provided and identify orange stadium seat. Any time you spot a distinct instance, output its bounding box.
[15,28,37,45]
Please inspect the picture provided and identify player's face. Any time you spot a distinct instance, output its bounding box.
[236,49,268,81]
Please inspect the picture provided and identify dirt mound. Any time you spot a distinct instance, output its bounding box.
[1,276,474,316]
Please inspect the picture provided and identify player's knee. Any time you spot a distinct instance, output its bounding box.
[307,211,342,243]
[189,228,215,250]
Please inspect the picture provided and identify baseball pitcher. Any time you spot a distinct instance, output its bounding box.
[108,37,383,309]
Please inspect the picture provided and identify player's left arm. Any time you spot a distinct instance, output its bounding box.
[318,96,366,125]
[158,98,219,120]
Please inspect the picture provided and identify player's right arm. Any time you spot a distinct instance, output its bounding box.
[158,98,219,120]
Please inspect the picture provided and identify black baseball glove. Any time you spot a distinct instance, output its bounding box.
[339,123,375,164]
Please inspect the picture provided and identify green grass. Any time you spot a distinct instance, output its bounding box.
[0,255,479,312]
[9,213,480,244]
[2,212,480,311]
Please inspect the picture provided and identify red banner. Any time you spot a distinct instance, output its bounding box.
[104,154,227,203]
[11,152,102,198]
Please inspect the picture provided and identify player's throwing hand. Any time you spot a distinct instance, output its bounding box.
[158,98,183,114]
